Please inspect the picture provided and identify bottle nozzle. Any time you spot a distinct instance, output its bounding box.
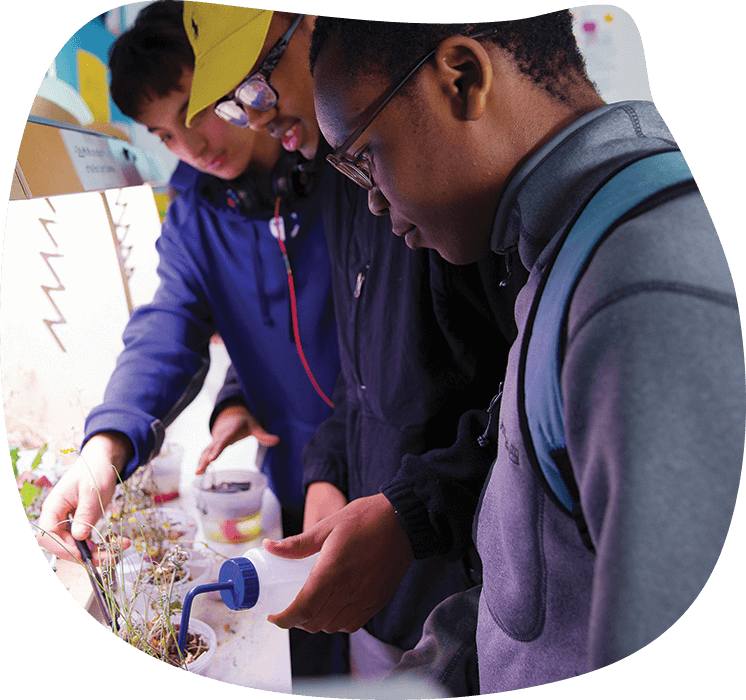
[177,581,233,658]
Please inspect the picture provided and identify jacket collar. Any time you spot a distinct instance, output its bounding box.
[169,159,201,194]
[489,101,677,270]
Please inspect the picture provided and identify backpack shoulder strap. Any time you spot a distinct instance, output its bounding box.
[517,150,695,551]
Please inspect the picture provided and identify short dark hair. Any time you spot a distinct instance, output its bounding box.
[109,0,193,119]
[310,11,591,103]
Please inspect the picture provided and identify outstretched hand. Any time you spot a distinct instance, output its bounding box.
[197,404,280,474]
[264,493,414,634]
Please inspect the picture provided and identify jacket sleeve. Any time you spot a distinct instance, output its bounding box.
[82,199,215,479]
[563,200,745,670]
[381,407,497,561]
[390,585,481,697]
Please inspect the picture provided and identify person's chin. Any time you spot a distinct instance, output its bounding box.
[297,130,320,161]
[212,161,247,181]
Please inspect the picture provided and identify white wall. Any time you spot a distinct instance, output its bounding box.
[573,5,652,102]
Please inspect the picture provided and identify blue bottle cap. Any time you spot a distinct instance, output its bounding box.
[218,557,260,610]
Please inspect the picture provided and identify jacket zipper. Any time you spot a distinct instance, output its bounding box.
[352,262,371,390]
[478,383,504,447]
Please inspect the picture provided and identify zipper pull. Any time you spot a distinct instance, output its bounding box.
[353,263,370,299]
[478,383,504,448]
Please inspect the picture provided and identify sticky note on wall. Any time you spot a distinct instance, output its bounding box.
[77,49,110,123]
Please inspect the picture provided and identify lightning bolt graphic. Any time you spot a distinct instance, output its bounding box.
[40,250,66,352]
[112,189,135,283]
[38,199,67,352]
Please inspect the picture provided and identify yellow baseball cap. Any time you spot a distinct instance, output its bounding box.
[183,2,274,127]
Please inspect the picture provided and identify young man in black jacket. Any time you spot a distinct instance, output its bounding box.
[182,1,524,681]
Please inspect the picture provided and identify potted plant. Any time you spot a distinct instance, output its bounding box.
[115,542,213,618]
[117,610,216,674]
[31,459,218,675]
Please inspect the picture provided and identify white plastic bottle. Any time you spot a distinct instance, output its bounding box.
[217,547,320,617]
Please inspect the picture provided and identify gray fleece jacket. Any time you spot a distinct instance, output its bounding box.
[475,101,744,691]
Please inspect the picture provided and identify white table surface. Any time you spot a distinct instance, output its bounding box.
[160,341,292,691]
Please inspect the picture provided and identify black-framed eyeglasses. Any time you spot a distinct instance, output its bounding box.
[214,14,304,127]
[326,27,499,190]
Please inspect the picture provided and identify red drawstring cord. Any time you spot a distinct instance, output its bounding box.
[274,197,334,409]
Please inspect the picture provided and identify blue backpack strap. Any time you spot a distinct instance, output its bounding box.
[517,150,695,550]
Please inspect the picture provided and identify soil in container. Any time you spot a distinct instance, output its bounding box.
[143,621,211,668]
[206,480,252,493]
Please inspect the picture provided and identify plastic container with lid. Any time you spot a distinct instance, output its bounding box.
[192,468,268,543]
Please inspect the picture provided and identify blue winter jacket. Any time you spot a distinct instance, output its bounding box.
[83,158,340,523]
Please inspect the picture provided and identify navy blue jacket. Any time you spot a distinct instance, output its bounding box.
[84,156,340,524]
[302,148,525,650]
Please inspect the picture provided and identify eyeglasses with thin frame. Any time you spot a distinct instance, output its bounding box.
[326,27,499,190]
[214,14,304,127]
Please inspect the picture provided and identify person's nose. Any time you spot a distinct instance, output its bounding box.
[367,186,390,217]
[244,104,277,132]
[181,128,209,160]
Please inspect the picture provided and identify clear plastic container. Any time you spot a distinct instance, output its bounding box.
[148,442,183,502]
[192,469,268,543]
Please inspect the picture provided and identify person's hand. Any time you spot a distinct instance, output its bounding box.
[302,481,348,531]
[264,493,414,634]
[35,432,132,564]
[196,404,280,474]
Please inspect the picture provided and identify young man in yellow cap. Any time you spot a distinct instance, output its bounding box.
[182,1,523,685]
[185,4,320,159]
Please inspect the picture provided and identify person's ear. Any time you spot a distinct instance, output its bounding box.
[432,36,493,121]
